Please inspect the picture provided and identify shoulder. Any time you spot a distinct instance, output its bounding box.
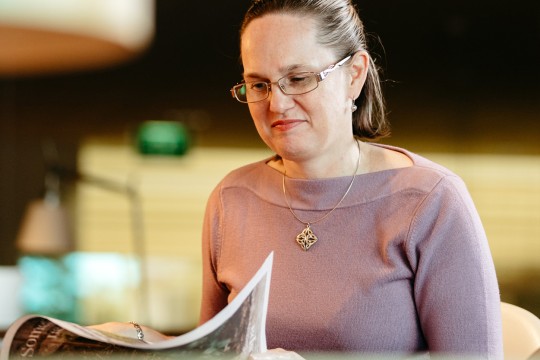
[363,143,465,196]
[366,142,453,175]
[218,157,276,187]
[362,142,413,173]
[207,156,282,203]
[387,148,480,228]
[364,142,456,187]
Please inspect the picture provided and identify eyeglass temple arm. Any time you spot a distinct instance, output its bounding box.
[231,83,245,99]
[318,55,352,81]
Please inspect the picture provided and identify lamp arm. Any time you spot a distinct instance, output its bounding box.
[50,165,150,324]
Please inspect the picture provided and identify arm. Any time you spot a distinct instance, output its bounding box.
[198,183,305,360]
[86,322,173,343]
[199,184,229,325]
[406,175,503,358]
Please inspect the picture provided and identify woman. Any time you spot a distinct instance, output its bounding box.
[91,0,502,358]
[200,0,503,358]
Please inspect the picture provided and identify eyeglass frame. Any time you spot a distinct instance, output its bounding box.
[230,54,353,104]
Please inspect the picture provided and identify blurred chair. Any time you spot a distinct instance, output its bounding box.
[501,302,540,359]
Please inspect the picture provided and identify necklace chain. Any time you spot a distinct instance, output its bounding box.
[282,140,361,250]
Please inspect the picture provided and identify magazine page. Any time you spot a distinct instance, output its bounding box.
[0,252,273,360]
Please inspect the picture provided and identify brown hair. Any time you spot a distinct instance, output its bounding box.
[240,0,390,140]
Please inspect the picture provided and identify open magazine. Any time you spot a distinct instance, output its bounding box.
[0,252,273,360]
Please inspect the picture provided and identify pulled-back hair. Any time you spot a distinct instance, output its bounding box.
[240,0,390,140]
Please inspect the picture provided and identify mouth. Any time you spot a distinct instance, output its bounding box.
[271,119,306,129]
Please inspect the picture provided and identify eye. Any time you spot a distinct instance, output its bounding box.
[288,74,311,83]
[249,82,268,92]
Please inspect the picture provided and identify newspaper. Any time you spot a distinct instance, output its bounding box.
[0,253,273,360]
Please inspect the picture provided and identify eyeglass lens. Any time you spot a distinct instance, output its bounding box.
[234,73,319,103]
[232,54,352,103]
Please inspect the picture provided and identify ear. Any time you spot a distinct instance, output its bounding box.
[347,51,369,100]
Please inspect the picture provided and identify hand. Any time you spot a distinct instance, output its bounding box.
[249,348,305,360]
[87,322,173,343]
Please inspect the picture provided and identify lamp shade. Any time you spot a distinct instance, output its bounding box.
[16,199,73,255]
[0,0,154,76]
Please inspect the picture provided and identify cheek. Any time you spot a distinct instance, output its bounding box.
[307,91,344,117]
[247,104,271,136]
[315,80,348,109]
[248,104,264,124]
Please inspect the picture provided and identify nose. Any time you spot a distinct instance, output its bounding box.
[268,83,295,113]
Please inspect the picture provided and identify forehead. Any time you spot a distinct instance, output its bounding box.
[240,13,335,76]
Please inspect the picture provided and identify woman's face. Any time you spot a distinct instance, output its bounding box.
[241,13,359,164]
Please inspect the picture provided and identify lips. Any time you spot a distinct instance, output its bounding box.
[271,119,305,129]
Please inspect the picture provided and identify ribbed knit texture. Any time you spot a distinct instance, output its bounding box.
[199,144,503,358]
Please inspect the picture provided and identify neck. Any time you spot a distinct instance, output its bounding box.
[278,138,361,179]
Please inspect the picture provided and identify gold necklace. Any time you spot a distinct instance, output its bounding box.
[282,140,361,251]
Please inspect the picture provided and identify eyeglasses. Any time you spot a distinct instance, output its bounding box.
[230,55,352,104]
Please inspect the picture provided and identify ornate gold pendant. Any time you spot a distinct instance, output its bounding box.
[296,224,318,251]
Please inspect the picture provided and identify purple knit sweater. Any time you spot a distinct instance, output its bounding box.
[200,144,503,358]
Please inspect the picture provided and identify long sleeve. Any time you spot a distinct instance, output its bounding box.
[199,183,229,325]
[406,174,503,358]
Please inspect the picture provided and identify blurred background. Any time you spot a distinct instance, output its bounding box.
[0,0,539,333]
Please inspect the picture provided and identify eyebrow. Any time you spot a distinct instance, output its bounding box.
[243,63,313,80]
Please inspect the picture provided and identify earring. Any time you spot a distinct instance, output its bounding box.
[351,100,357,112]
